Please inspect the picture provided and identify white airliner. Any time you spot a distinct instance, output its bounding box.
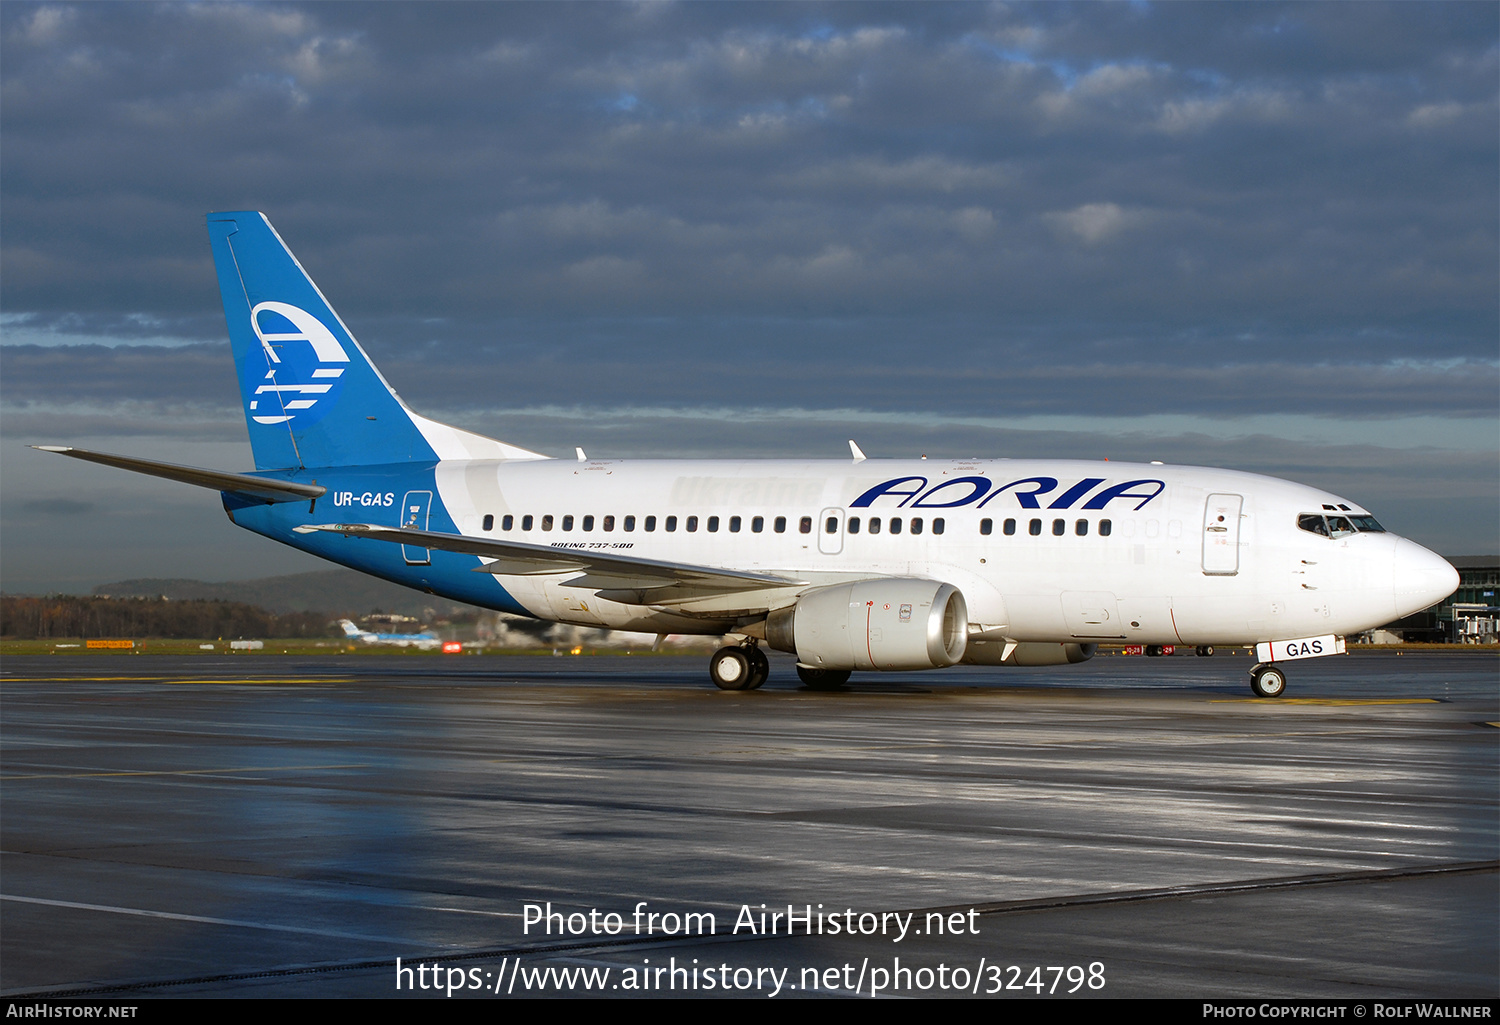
[36,212,1458,696]
[338,619,442,649]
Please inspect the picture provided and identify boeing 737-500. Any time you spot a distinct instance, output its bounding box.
[35,212,1459,696]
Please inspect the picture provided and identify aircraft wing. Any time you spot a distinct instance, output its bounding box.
[32,447,325,504]
[298,522,806,601]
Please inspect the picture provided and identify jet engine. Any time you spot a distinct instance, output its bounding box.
[963,640,1097,666]
[765,579,968,671]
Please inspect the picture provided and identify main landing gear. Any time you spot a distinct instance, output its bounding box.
[795,665,851,691]
[709,643,769,691]
[705,645,856,692]
[1248,663,1287,698]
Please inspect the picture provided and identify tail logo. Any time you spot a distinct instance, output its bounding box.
[247,301,351,426]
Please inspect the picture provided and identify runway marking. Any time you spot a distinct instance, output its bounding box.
[0,894,451,947]
[1209,698,1440,705]
[1,763,368,781]
[3,677,358,685]
[423,906,523,919]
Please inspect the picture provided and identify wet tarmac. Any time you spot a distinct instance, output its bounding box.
[2,650,1495,998]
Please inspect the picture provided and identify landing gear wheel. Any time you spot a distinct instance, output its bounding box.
[1196,645,1215,657]
[796,665,851,691]
[1145,644,1164,657]
[1250,664,1287,698]
[745,646,770,690]
[709,647,753,691]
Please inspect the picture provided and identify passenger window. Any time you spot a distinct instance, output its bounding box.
[774,516,786,533]
[889,517,902,535]
[624,515,635,532]
[799,517,812,534]
[603,515,614,532]
[752,516,763,533]
[980,518,992,536]
[521,515,533,531]
[502,514,514,531]
[562,514,574,531]
[687,516,699,532]
[645,516,656,532]
[1075,519,1088,536]
[1028,519,1041,536]
[666,516,678,532]
[482,514,494,532]
[933,518,944,535]
[1099,519,1112,537]
[868,517,881,535]
[583,515,595,531]
[910,518,923,535]
[729,516,741,533]
[825,516,838,534]
[1004,518,1016,536]
[542,515,554,531]
[848,517,860,534]
[708,516,719,532]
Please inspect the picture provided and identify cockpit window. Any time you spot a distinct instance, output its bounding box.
[1298,514,1330,537]
[1326,516,1355,537]
[1299,512,1385,537]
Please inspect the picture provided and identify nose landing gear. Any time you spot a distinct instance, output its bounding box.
[1249,663,1287,698]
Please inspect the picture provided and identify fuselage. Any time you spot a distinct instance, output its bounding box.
[225,455,1457,652]
[41,211,1464,695]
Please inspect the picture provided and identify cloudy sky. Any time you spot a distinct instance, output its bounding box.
[2,1,1496,593]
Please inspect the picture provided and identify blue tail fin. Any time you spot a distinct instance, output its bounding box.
[207,212,545,470]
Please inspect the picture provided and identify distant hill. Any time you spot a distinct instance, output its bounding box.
[92,570,479,618]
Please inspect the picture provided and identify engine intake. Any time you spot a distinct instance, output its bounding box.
[766,579,968,671]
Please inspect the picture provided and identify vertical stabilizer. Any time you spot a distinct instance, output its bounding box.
[207,212,546,470]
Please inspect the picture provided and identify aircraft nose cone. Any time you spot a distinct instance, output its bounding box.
[1392,539,1458,617]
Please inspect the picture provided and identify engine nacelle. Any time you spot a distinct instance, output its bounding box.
[765,579,968,671]
[963,640,1097,666]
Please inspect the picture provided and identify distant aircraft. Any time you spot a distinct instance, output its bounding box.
[337,619,441,649]
[35,212,1458,696]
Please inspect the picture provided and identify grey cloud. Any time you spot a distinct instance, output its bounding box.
[18,497,92,515]
[2,2,1492,335]
[5,329,1495,426]
[2,2,1494,582]
[1,343,239,405]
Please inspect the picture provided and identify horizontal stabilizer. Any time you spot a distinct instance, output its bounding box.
[31,447,324,504]
[298,522,803,594]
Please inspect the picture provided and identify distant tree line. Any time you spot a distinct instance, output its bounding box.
[1,596,339,640]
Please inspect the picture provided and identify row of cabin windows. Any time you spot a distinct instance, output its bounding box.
[842,517,944,535]
[479,512,1110,538]
[980,518,1113,537]
[485,513,810,534]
